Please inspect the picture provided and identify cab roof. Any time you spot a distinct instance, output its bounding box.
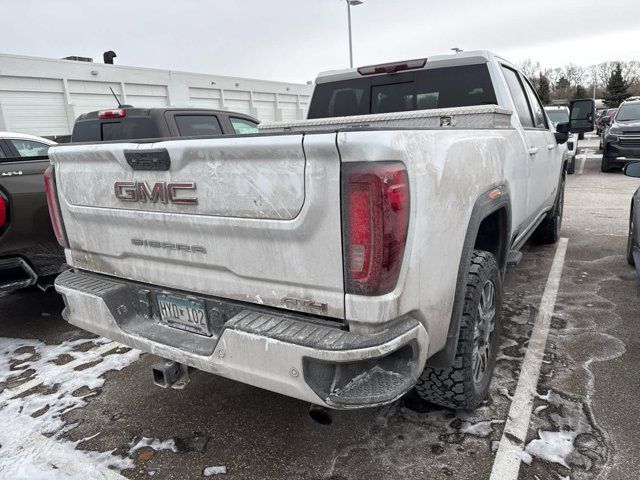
[315,50,502,85]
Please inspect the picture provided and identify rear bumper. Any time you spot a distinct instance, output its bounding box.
[0,257,37,295]
[55,269,429,409]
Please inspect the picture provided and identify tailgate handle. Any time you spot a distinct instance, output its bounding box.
[125,149,171,171]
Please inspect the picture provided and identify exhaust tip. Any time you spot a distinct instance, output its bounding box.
[309,405,333,426]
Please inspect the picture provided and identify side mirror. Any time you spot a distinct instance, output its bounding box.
[624,162,640,178]
[555,122,569,144]
[601,116,612,125]
[569,98,596,133]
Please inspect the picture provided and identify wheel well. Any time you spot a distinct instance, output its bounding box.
[474,208,509,270]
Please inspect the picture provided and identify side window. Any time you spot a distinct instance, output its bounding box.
[522,79,548,129]
[500,66,534,128]
[8,139,50,158]
[230,118,259,135]
[0,144,6,159]
[175,115,222,137]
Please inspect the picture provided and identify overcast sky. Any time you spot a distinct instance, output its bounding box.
[2,0,639,84]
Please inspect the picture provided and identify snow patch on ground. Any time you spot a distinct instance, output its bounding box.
[526,429,575,468]
[203,466,227,476]
[129,437,179,455]
[0,336,141,478]
[460,419,504,437]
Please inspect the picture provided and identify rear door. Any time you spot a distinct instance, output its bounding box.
[0,138,56,252]
[50,133,346,318]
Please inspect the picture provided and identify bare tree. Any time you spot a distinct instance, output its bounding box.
[517,59,640,101]
[563,64,585,87]
[518,59,540,80]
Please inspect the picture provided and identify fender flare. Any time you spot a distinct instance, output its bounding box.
[426,184,511,369]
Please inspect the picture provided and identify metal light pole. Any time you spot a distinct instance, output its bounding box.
[345,0,363,68]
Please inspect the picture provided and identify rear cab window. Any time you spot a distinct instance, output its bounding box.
[174,115,222,136]
[308,64,498,119]
[72,117,159,142]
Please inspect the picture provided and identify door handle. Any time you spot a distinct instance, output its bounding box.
[547,144,556,150]
[528,147,539,155]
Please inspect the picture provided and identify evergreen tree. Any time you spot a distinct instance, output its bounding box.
[573,85,588,100]
[537,74,551,105]
[604,63,631,107]
[554,77,571,99]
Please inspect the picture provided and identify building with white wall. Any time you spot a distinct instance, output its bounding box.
[0,53,314,138]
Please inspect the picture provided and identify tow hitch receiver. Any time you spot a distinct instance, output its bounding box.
[152,359,190,389]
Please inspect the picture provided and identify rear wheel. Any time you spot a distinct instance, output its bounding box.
[533,174,565,244]
[567,156,575,175]
[415,251,502,410]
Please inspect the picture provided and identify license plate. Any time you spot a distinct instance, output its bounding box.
[156,293,211,336]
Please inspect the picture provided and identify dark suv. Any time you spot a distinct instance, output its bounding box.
[601,98,640,172]
[0,132,66,295]
[72,107,259,142]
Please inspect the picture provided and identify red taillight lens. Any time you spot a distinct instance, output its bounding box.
[0,193,7,229]
[43,166,69,248]
[342,162,409,295]
[98,108,126,119]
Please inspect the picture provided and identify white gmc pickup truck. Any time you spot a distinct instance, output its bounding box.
[47,51,594,411]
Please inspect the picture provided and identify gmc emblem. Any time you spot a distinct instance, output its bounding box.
[114,181,197,205]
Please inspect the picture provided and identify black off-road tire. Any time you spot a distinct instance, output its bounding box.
[533,173,565,244]
[628,206,636,266]
[415,251,503,411]
[567,156,575,175]
[601,157,614,173]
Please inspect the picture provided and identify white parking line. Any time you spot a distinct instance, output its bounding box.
[489,238,569,480]
[578,154,586,175]
[0,341,119,403]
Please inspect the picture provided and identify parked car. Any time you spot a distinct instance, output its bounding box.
[0,132,66,295]
[48,51,592,412]
[71,107,259,143]
[625,162,640,276]
[545,106,578,174]
[598,109,618,149]
[601,99,640,172]
[596,109,614,136]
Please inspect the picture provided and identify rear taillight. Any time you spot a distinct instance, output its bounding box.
[342,162,409,295]
[98,108,126,119]
[43,166,69,248]
[0,193,7,229]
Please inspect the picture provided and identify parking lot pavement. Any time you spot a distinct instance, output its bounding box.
[0,139,639,480]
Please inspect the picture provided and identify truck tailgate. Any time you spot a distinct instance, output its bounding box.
[49,133,345,318]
